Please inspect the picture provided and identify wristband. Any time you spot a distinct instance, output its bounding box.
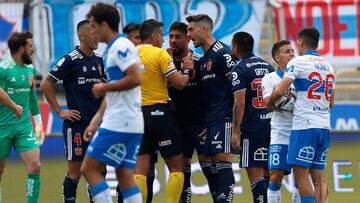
[183,68,193,79]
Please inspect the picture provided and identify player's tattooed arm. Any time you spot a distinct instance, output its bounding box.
[41,75,81,121]
[231,90,246,150]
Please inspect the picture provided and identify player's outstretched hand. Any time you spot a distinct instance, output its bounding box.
[35,123,45,145]
[92,82,107,98]
[83,124,97,142]
[198,128,207,138]
[13,104,23,118]
[182,52,194,70]
[59,109,81,121]
[231,131,241,151]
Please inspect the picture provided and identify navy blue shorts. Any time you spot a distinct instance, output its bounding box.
[181,124,206,158]
[63,121,90,161]
[239,132,270,168]
[204,120,234,156]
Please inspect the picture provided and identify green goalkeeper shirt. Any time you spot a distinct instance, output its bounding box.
[0,56,39,125]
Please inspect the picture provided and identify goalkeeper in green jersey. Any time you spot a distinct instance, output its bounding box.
[0,32,45,203]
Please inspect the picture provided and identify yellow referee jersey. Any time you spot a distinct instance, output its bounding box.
[137,44,177,106]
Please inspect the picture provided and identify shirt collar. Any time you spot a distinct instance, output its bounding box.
[276,68,284,78]
[304,50,320,56]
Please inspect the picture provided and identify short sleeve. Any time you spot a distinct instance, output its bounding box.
[48,55,73,81]
[111,39,139,72]
[231,64,247,93]
[283,59,298,80]
[261,74,273,99]
[159,49,176,77]
[217,49,235,76]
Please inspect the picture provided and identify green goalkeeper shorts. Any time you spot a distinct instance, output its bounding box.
[0,121,39,159]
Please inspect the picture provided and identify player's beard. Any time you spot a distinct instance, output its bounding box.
[22,52,32,65]
[172,47,184,57]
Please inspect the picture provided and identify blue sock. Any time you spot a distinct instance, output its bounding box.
[268,182,281,191]
[91,181,109,196]
[216,162,235,203]
[301,196,315,203]
[200,161,216,203]
[210,164,219,203]
[63,176,78,203]
[180,165,192,203]
[251,178,268,203]
[146,165,155,203]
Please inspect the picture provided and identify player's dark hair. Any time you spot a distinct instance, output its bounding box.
[86,3,120,32]
[297,27,319,49]
[185,14,213,30]
[139,19,163,41]
[232,31,254,54]
[271,40,291,62]
[169,22,188,35]
[77,19,89,32]
[7,31,33,54]
[123,23,140,34]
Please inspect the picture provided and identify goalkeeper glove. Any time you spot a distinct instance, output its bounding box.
[33,114,45,145]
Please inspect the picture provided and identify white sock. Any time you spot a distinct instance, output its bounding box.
[268,188,281,203]
[292,186,301,203]
[124,192,142,203]
[94,188,112,203]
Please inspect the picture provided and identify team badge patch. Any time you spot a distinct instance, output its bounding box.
[98,64,102,75]
[83,66,87,72]
[206,59,212,71]
[28,75,34,86]
[75,147,83,156]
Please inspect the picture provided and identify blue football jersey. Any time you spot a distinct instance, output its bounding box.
[200,41,235,123]
[48,47,105,121]
[168,52,205,126]
[232,53,273,134]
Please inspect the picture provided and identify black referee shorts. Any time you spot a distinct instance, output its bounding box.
[139,103,183,159]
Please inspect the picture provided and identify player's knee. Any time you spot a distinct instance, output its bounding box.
[80,163,90,178]
[270,172,284,184]
[28,160,41,174]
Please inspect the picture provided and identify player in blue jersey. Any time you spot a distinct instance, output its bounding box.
[81,3,143,203]
[186,14,236,203]
[262,40,301,203]
[167,21,214,203]
[41,20,105,203]
[268,27,335,203]
[231,32,273,203]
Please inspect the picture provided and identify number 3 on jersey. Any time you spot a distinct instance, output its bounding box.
[307,72,334,101]
[251,78,266,108]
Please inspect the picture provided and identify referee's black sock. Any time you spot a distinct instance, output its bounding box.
[180,165,192,203]
[200,161,216,203]
[216,161,235,203]
[251,177,268,203]
[146,165,156,203]
[63,175,78,203]
[210,164,219,202]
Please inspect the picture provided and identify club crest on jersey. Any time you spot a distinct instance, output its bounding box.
[206,59,212,71]
[28,75,34,86]
[22,75,25,80]
[83,66,87,72]
[97,64,102,75]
